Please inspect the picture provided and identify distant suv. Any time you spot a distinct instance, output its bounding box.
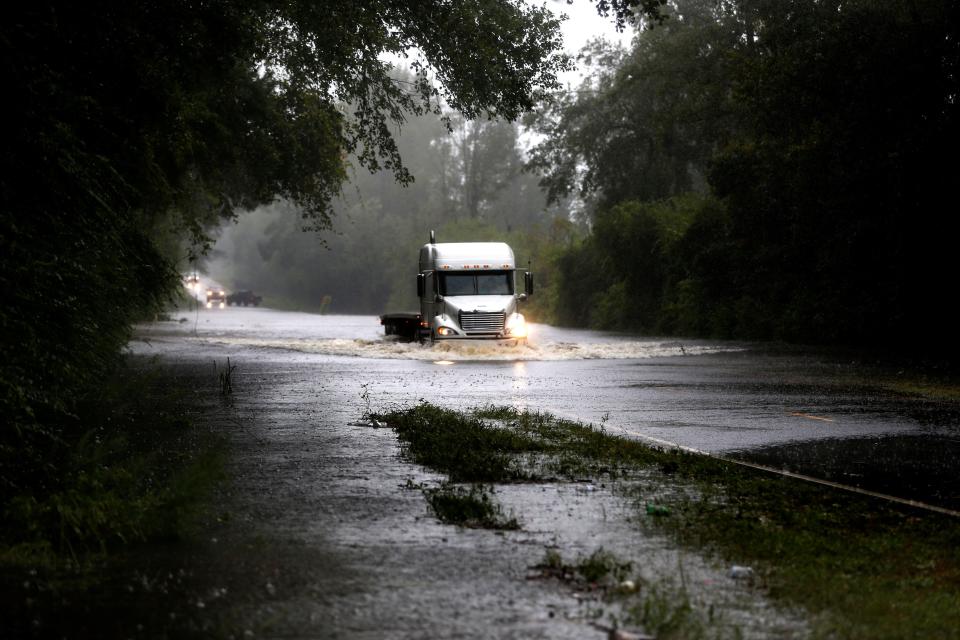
[206,288,227,309]
[226,290,262,307]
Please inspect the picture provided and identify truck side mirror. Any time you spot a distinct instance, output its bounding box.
[524,271,534,296]
[417,273,425,298]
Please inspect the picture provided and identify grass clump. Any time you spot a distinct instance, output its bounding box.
[379,402,960,639]
[426,484,519,530]
[216,357,237,395]
[627,583,703,640]
[534,547,632,586]
[380,402,663,483]
[381,403,544,482]
[576,548,633,584]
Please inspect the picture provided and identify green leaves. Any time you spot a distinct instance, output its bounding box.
[531,0,960,349]
[0,0,579,536]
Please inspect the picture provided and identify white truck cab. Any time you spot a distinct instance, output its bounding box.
[400,231,533,343]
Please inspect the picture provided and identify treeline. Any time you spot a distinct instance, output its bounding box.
[529,0,959,353]
[210,106,572,314]
[0,1,574,557]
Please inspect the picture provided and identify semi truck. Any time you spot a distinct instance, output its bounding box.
[226,290,262,306]
[381,231,533,344]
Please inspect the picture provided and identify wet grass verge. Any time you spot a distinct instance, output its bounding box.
[377,402,960,639]
[0,358,226,636]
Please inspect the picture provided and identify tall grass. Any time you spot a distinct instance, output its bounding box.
[0,360,224,566]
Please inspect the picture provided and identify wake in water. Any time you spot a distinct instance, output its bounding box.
[188,335,742,361]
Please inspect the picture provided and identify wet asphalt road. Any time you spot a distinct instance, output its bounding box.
[122,311,821,639]
[58,306,955,639]
[135,308,960,511]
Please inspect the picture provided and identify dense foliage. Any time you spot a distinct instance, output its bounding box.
[210,105,571,314]
[0,0,583,551]
[531,0,960,353]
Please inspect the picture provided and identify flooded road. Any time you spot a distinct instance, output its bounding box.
[113,307,960,637]
[136,308,959,511]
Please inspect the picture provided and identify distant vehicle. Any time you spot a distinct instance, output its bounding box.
[206,288,226,309]
[380,230,533,343]
[184,273,201,292]
[226,290,263,307]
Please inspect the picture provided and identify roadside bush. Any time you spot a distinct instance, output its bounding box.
[0,363,223,564]
[554,194,710,334]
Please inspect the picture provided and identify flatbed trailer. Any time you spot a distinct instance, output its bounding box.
[380,312,422,341]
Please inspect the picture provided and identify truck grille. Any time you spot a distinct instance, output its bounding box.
[459,311,505,335]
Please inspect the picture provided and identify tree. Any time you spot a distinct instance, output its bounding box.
[528,0,735,212]
[532,0,960,352]
[0,0,582,498]
[209,101,561,315]
[705,0,960,345]
[440,116,552,229]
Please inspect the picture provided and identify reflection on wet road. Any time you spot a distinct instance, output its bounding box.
[135,308,960,509]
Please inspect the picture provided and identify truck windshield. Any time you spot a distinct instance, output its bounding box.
[439,271,513,296]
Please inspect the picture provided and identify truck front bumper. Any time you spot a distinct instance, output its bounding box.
[431,333,526,346]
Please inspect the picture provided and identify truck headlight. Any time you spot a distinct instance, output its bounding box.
[505,314,527,338]
[437,326,457,336]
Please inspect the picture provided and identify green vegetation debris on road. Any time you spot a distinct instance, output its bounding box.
[377,402,960,639]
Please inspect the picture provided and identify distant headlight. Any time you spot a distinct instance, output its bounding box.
[206,301,212,308]
[505,314,527,338]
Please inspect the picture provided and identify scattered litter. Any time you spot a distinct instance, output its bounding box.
[618,579,637,592]
[729,565,754,580]
[645,503,670,516]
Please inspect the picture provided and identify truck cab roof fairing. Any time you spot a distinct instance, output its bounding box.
[421,242,515,271]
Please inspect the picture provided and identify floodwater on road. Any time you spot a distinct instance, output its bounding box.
[115,307,960,638]
[136,308,960,510]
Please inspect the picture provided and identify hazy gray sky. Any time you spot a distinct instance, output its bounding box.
[553,0,634,87]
